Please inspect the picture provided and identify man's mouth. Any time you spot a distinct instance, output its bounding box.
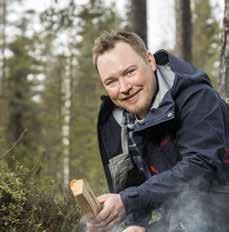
[121,89,142,102]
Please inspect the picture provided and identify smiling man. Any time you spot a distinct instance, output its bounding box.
[86,31,229,232]
[97,41,157,120]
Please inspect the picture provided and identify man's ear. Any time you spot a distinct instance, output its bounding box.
[147,52,156,71]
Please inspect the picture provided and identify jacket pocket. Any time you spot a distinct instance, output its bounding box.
[108,153,134,192]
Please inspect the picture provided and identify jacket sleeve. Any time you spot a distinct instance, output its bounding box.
[120,86,229,215]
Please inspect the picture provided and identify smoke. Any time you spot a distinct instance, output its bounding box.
[167,191,212,232]
[79,216,124,232]
[78,186,229,232]
[148,188,229,232]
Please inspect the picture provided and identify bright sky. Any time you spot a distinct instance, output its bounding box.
[22,0,224,52]
[147,0,175,52]
[23,0,126,13]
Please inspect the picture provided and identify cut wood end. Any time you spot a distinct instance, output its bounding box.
[70,179,83,196]
[69,179,102,217]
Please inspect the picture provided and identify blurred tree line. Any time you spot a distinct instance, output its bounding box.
[0,0,123,193]
[0,0,227,230]
[0,0,124,230]
[175,0,222,87]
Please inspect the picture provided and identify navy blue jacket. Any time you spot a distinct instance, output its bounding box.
[97,50,229,228]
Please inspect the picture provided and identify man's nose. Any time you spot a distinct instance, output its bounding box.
[119,78,132,94]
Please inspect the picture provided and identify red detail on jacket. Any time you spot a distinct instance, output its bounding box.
[225,147,229,154]
[150,165,159,174]
[160,136,169,146]
[223,147,229,164]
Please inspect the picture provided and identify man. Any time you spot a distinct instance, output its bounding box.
[87,31,229,232]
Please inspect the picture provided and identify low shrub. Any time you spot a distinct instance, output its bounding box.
[0,161,81,232]
[0,162,26,231]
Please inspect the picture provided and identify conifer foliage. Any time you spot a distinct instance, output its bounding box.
[0,0,123,230]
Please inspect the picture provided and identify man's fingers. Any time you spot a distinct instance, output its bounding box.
[86,193,124,232]
[106,213,122,227]
[97,194,108,203]
[96,208,122,227]
[96,201,113,222]
[102,210,118,225]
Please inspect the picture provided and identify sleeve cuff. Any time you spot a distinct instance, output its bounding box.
[120,187,141,214]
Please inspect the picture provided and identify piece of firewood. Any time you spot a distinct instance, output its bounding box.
[70,179,102,217]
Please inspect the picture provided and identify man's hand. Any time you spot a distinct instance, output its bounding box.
[123,226,145,232]
[86,193,125,232]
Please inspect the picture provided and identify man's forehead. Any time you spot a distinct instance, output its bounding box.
[97,57,128,80]
[97,42,143,77]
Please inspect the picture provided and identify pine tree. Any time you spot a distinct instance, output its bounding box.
[38,0,123,192]
[129,0,147,45]
[41,53,65,183]
[175,0,192,62]
[192,0,221,86]
[70,0,122,193]
[218,0,229,102]
[5,34,43,169]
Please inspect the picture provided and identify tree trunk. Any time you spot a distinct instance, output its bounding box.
[0,0,7,127]
[0,0,6,94]
[218,0,229,103]
[62,55,72,188]
[130,0,147,46]
[175,0,192,62]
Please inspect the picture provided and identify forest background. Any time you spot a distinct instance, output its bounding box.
[0,0,228,231]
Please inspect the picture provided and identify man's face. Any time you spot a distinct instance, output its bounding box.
[97,42,157,119]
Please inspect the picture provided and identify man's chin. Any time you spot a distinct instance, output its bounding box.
[124,106,141,115]
[124,104,148,118]
[117,102,145,116]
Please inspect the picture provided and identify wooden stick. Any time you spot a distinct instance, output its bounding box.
[70,179,102,217]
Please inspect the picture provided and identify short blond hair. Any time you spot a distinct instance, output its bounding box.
[93,31,147,71]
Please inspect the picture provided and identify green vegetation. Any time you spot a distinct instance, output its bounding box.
[0,0,224,230]
[192,0,221,87]
[0,160,81,232]
[0,0,123,230]
[70,0,122,193]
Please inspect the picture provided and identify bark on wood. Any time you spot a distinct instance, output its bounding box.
[130,0,147,46]
[175,0,192,63]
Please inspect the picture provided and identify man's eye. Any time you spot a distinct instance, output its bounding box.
[105,80,117,86]
[127,69,136,76]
